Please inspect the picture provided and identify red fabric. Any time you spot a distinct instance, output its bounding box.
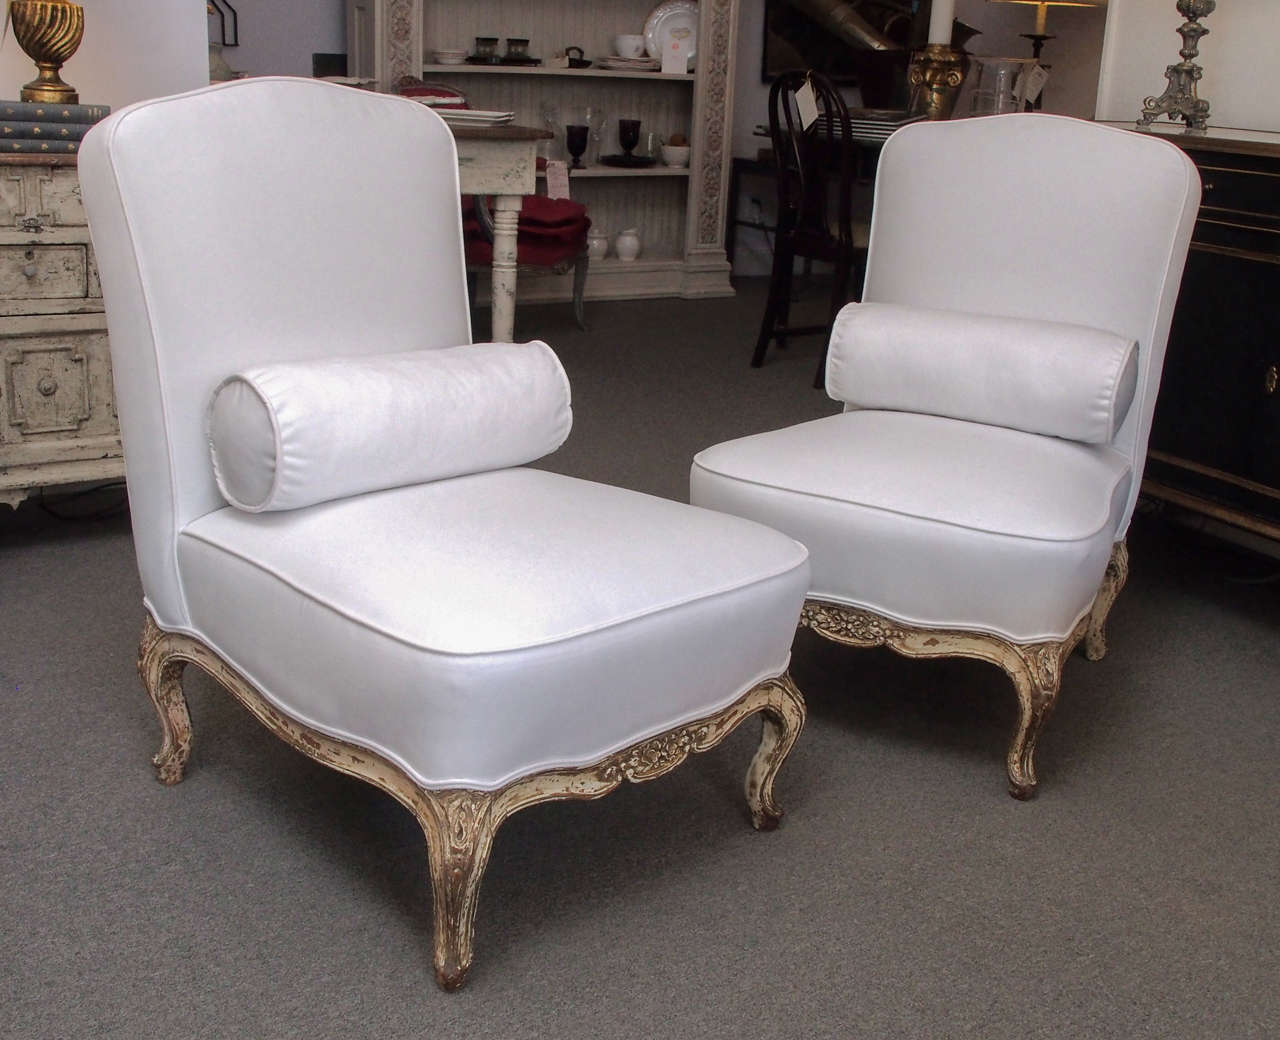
[462,195,588,228]
[462,195,590,268]
[397,84,468,109]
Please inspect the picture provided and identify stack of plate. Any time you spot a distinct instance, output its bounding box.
[599,55,660,72]
[436,109,516,127]
[838,110,927,143]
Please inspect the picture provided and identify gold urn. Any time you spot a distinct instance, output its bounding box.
[9,0,85,104]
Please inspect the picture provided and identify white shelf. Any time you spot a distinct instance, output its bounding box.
[351,0,735,301]
[423,63,694,82]
[536,166,691,179]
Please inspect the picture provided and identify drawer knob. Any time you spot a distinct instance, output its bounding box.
[23,263,37,278]
[1266,364,1278,396]
[36,375,58,397]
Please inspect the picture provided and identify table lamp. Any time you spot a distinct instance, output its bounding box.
[987,0,1105,60]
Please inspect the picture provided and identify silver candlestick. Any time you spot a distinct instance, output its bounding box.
[1137,0,1215,132]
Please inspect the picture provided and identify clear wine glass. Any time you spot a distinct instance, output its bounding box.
[584,105,607,165]
[540,101,562,160]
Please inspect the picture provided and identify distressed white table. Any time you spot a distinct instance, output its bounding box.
[450,125,550,343]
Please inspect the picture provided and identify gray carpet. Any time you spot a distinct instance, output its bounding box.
[2,281,1277,1039]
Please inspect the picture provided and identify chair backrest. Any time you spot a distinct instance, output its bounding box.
[767,70,854,247]
[79,77,472,630]
[862,114,1199,537]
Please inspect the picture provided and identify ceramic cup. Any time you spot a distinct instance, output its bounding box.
[587,229,609,261]
[661,144,691,168]
[615,228,641,261]
[614,34,646,59]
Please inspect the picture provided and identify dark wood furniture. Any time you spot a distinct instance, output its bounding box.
[752,70,865,387]
[1128,126,1280,541]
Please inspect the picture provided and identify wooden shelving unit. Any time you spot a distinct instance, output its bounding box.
[347,0,740,303]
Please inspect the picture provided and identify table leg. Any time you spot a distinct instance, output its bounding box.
[490,194,521,342]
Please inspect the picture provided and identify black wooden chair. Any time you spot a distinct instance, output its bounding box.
[751,70,866,388]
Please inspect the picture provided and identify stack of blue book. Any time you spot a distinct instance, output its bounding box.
[0,100,111,155]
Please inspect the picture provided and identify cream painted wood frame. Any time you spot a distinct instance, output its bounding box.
[137,613,806,991]
[800,542,1129,800]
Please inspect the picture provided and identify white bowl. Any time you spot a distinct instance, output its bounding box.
[614,34,647,59]
[661,144,691,168]
[434,50,467,64]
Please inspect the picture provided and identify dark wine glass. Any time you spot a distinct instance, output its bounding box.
[618,118,641,159]
[565,124,589,168]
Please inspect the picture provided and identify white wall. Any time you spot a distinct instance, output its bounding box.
[1096,0,1279,132]
[0,0,207,111]
[213,0,346,78]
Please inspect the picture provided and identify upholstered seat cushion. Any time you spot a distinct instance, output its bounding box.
[690,410,1131,642]
[176,467,809,789]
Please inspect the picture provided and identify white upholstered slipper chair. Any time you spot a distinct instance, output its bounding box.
[80,78,809,990]
[692,115,1199,799]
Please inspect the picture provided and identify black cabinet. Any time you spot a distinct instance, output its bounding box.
[1142,131,1280,540]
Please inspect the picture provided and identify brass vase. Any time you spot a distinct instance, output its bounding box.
[9,0,85,105]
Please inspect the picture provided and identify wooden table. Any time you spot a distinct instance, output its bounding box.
[449,124,551,342]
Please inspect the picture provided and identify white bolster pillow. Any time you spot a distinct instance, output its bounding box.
[208,341,572,512]
[826,303,1139,444]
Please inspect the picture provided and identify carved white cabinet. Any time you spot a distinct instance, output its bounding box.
[348,0,739,302]
[0,156,122,508]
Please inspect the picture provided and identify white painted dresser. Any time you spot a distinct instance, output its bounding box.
[0,155,121,507]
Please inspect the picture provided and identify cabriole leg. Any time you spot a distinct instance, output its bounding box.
[137,615,193,785]
[1003,642,1066,800]
[415,790,500,992]
[745,675,806,830]
[1084,541,1129,661]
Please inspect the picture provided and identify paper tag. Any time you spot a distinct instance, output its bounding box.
[1023,64,1050,104]
[796,78,819,130]
[545,160,571,199]
[662,32,689,74]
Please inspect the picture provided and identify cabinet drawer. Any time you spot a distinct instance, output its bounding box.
[1185,152,1280,256]
[0,164,85,229]
[0,243,88,299]
[1,321,113,455]
[1197,163,1280,219]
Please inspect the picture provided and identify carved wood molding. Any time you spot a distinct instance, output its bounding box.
[385,0,419,91]
[137,612,805,990]
[799,541,1127,799]
[695,0,735,248]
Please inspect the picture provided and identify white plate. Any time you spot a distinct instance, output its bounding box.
[644,0,698,66]
[600,59,660,71]
[438,109,515,125]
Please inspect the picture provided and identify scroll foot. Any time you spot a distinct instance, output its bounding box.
[137,615,193,785]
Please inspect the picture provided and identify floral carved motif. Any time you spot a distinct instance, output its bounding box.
[603,730,694,783]
[798,593,1113,800]
[696,0,734,245]
[801,601,905,645]
[386,0,416,89]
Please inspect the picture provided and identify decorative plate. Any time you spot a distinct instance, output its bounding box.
[644,0,698,67]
